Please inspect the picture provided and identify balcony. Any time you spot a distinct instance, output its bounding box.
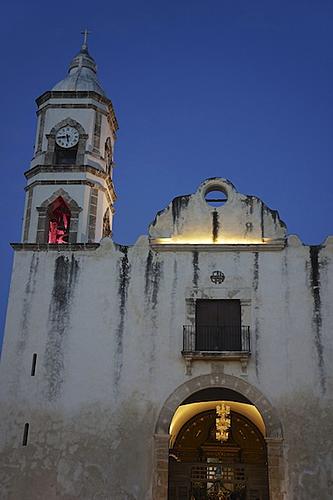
[182,325,251,374]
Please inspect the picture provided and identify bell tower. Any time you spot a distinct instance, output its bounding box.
[22,32,118,244]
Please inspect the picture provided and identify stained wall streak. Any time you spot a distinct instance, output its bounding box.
[253,252,260,377]
[145,251,153,296]
[192,251,199,288]
[243,196,254,214]
[144,250,163,374]
[145,251,163,310]
[309,246,326,394]
[151,260,162,311]
[212,211,219,242]
[16,253,39,354]
[115,247,131,387]
[171,195,190,226]
[170,259,178,328]
[44,255,79,400]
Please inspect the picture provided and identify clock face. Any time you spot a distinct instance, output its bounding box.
[56,126,79,149]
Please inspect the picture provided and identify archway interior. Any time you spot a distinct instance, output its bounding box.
[170,388,266,445]
[168,388,269,500]
[170,401,265,447]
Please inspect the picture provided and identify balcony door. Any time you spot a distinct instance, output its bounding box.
[195,299,241,351]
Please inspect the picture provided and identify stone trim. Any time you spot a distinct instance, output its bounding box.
[45,118,88,165]
[36,103,117,140]
[87,188,99,242]
[11,243,99,251]
[26,179,115,210]
[182,352,250,376]
[27,179,97,189]
[35,109,46,155]
[150,241,286,252]
[37,103,108,115]
[36,188,82,244]
[92,111,102,152]
[152,374,285,500]
[185,297,251,326]
[155,374,283,437]
[265,437,286,500]
[23,189,33,242]
[36,91,119,132]
[104,137,113,175]
[153,434,169,500]
[24,165,117,201]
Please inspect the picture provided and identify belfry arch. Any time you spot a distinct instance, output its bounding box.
[36,188,82,243]
[153,374,285,500]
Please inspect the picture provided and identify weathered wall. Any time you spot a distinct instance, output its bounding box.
[0,181,332,499]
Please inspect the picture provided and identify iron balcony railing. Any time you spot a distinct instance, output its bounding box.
[183,325,250,353]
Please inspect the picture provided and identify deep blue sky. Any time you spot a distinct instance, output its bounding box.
[0,0,332,348]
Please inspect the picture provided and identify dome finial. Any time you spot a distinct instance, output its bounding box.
[80,28,91,52]
[52,28,105,95]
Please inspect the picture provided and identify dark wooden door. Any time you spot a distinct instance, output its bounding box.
[195,300,241,351]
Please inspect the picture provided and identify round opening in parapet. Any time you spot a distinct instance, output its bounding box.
[204,187,228,207]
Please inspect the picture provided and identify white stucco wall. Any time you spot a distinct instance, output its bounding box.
[0,181,332,499]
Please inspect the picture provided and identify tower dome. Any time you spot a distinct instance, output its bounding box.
[52,34,105,95]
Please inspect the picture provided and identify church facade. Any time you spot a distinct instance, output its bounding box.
[0,40,332,500]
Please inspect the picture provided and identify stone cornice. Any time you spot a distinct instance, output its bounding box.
[24,165,117,201]
[149,241,286,252]
[11,243,100,251]
[25,179,116,209]
[36,90,119,132]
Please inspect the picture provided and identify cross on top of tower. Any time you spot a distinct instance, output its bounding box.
[81,28,91,51]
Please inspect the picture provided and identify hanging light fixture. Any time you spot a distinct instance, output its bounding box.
[216,403,231,442]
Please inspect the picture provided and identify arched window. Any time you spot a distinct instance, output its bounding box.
[102,209,111,238]
[105,137,113,174]
[47,197,71,244]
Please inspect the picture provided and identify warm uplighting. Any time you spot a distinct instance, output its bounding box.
[216,403,231,442]
[151,236,270,245]
[169,401,265,447]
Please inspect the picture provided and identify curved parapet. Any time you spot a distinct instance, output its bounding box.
[149,178,287,250]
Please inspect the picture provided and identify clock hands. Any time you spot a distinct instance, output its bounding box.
[57,134,71,144]
[56,127,79,148]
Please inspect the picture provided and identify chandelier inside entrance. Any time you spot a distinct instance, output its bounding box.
[215,403,231,442]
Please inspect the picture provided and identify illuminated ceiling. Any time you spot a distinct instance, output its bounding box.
[169,401,265,447]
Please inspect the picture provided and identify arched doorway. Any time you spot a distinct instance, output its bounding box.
[168,394,269,499]
[153,374,285,500]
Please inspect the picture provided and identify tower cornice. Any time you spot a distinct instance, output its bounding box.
[36,91,119,132]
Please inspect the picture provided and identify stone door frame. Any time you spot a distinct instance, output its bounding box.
[153,374,285,500]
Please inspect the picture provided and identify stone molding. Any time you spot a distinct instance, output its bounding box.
[11,243,99,251]
[37,102,108,115]
[25,179,115,212]
[45,117,88,165]
[35,90,118,132]
[23,189,33,243]
[92,111,102,152]
[35,109,46,155]
[152,374,285,499]
[150,241,286,252]
[36,103,117,140]
[24,164,116,200]
[182,352,250,375]
[155,374,283,438]
[87,187,99,242]
[36,188,82,244]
